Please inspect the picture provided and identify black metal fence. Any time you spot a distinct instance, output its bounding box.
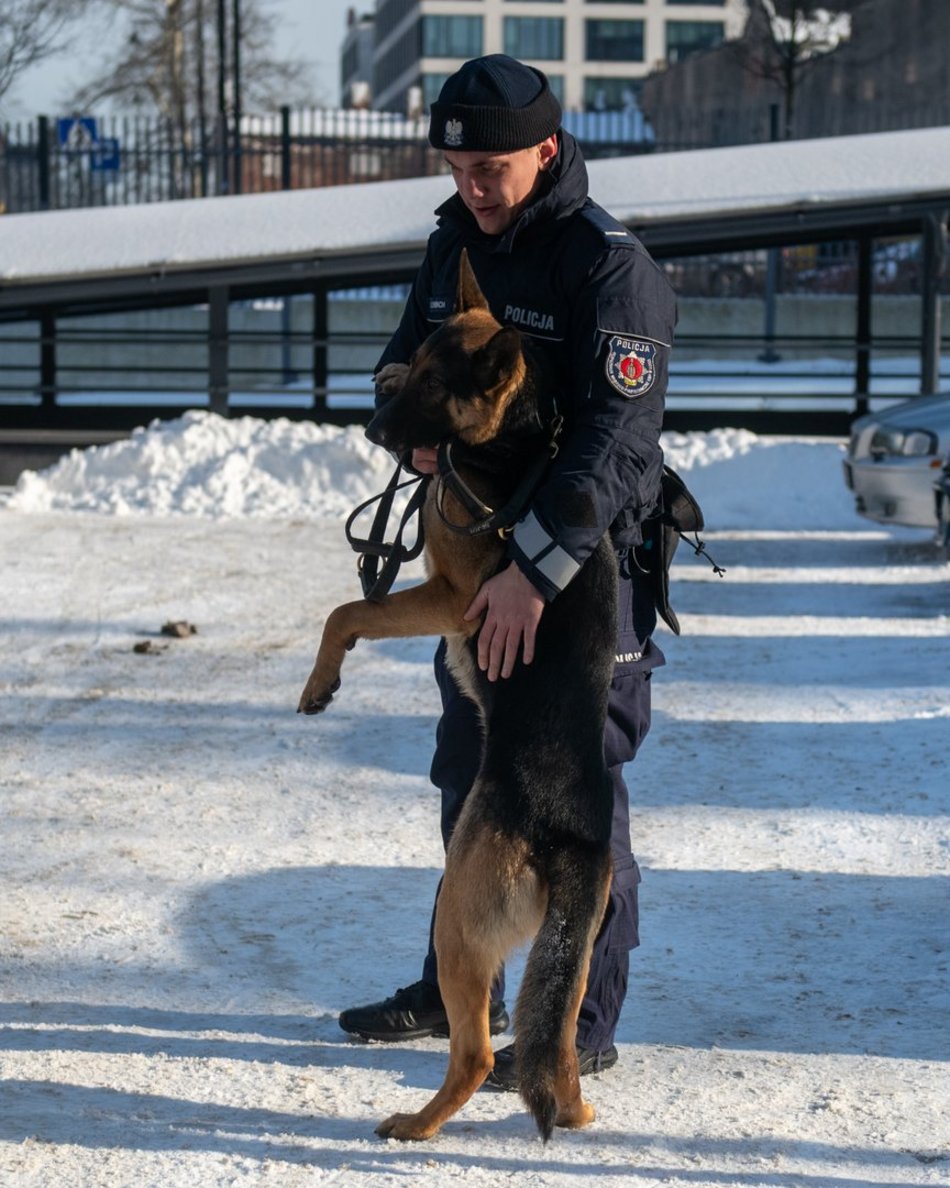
[0,106,656,215]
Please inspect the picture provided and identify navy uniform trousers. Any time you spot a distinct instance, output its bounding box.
[420,554,661,1052]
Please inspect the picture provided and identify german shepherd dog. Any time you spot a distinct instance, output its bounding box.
[298,250,617,1142]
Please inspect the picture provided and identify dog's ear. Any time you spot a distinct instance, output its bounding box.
[472,326,523,392]
[455,248,490,314]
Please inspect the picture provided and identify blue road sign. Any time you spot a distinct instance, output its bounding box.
[91,137,120,172]
[58,117,99,151]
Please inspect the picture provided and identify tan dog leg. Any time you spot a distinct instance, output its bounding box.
[552,868,611,1129]
[297,576,472,714]
[551,984,596,1130]
[375,974,493,1142]
[377,827,543,1141]
[376,874,496,1141]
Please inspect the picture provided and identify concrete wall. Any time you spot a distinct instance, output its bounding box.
[675,295,946,360]
[0,298,407,398]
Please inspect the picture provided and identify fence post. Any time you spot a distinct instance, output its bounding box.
[854,234,872,417]
[921,212,947,396]
[760,109,781,363]
[37,116,51,211]
[38,309,57,409]
[232,0,242,194]
[313,283,328,420]
[208,286,230,414]
[280,105,292,190]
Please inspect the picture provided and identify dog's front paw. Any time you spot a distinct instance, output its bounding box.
[376,1112,438,1142]
[374,362,410,398]
[297,675,341,715]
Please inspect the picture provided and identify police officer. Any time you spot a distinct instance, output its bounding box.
[339,54,676,1088]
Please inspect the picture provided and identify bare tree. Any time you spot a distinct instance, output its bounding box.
[0,0,94,105]
[70,0,318,122]
[731,0,860,138]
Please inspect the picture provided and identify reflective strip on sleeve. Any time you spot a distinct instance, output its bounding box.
[514,511,581,593]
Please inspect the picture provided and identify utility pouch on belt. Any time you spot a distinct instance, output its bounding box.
[634,466,725,636]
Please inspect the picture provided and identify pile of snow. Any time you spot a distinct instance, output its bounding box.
[7,412,854,531]
[8,412,393,520]
[662,428,854,531]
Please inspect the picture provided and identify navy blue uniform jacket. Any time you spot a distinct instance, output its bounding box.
[376,130,677,603]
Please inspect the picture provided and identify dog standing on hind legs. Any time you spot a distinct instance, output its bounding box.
[298,250,618,1141]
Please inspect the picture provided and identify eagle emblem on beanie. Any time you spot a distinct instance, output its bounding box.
[428,56,561,152]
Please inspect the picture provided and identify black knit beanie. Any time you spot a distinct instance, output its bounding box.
[428,55,562,152]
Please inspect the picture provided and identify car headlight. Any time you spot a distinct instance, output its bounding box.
[869,428,937,458]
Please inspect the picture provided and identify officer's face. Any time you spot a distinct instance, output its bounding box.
[444,137,558,236]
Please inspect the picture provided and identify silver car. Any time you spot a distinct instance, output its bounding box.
[843,393,950,528]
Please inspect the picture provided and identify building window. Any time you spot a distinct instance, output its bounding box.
[376,0,420,43]
[584,77,641,111]
[423,73,450,108]
[546,74,564,103]
[585,0,643,4]
[375,20,423,95]
[665,20,724,63]
[422,15,483,59]
[666,0,724,5]
[503,17,564,60]
[585,19,644,63]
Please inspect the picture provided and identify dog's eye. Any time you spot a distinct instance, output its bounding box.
[424,375,442,395]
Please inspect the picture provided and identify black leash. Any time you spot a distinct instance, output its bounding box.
[435,416,563,538]
[344,463,429,602]
[344,415,561,600]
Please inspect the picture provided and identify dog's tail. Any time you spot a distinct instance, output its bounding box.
[513,845,611,1141]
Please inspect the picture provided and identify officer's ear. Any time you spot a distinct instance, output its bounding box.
[537,135,558,172]
[456,248,490,314]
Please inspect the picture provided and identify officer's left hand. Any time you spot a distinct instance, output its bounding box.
[464,562,545,681]
[374,362,410,400]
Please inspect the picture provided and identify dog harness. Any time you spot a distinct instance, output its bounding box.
[344,416,563,602]
[434,415,563,539]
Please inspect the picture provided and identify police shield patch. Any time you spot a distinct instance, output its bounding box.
[605,336,657,398]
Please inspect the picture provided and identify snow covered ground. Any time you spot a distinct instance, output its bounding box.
[1,416,948,1187]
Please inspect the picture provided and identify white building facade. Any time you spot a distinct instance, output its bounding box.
[365,0,749,114]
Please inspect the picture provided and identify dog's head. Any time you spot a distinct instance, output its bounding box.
[367,249,527,455]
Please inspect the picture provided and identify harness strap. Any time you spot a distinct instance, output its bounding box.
[435,416,563,538]
[344,463,428,602]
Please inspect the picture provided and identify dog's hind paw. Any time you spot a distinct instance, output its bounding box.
[296,677,341,715]
[375,1112,438,1142]
[556,1098,596,1129]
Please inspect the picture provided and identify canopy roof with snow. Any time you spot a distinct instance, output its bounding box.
[1,126,949,306]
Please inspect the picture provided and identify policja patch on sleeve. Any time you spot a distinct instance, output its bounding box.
[605,335,657,398]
